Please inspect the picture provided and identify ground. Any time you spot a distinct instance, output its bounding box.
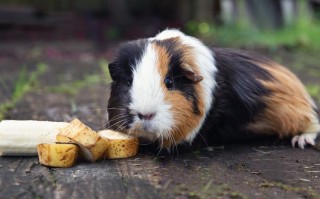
[1,40,320,199]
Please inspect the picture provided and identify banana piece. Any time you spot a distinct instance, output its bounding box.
[37,143,79,167]
[98,130,139,159]
[56,119,109,162]
[0,120,68,156]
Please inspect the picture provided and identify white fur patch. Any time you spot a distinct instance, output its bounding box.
[154,29,218,143]
[155,29,185,40]
[292,112,320,149]
[129,43,174,138]
[291,133,318,149]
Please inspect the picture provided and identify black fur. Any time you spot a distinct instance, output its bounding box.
[109,39,148,84]
[196,48,273,145]
[107,39,148,130]
[107,82,133,130]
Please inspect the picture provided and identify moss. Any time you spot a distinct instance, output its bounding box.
[173,182,247,199]
[260,181,320,198]
[230,192,248,199]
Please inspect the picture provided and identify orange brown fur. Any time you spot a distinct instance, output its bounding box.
[152,40,205,147]
[247,61,317,137]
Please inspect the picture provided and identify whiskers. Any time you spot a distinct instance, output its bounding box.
[152,136,164,161]
[154,129,179,159]
[198,132,209,147]
[105,107,127,111]
[86,107,127,112]
[101,107,128,128]
[168,130,179,158]
[107,113,130,133]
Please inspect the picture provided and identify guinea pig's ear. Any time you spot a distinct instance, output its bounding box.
[181,63,203,83]
[108,62,119,81]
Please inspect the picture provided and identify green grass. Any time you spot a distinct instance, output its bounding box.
[306,84,320,104]
[46,74,103,95]
[99,59,112,84]
[0,63,48,120]
[185,15,320,51]
[0,60,111,120]
[45,59,111,95]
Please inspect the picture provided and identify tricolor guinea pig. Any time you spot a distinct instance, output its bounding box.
[106,29,320,149]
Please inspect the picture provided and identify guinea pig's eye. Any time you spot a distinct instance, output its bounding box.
[164,76,173,90]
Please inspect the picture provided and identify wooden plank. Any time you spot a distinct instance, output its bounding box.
[0,156,165,199]
[2,144,320,198]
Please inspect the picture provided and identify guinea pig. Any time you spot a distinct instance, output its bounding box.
[106,29,320,149]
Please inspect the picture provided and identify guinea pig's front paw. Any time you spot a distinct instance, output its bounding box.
[291,133,318,149]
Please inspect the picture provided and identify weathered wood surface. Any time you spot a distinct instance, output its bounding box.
[1,144,320,199]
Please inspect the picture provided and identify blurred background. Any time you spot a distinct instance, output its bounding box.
[0,0,320,126]
[0,0,320,47]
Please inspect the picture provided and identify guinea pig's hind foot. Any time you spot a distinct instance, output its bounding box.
[291,132,318,149]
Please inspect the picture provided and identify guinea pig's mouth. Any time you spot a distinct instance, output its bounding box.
[128,125,177,148]
[107,111,174,144]
[127,119,168,141]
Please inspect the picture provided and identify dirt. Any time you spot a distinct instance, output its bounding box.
[1,40,320,199]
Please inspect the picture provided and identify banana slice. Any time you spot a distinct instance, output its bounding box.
[37,143,79,167]
[57,119,109,162]
[98,130,139,159]
[0,120,68,156]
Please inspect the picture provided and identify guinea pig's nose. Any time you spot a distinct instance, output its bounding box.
[137,112,155,120]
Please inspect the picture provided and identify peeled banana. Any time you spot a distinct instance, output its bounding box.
[0,120,68,156]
